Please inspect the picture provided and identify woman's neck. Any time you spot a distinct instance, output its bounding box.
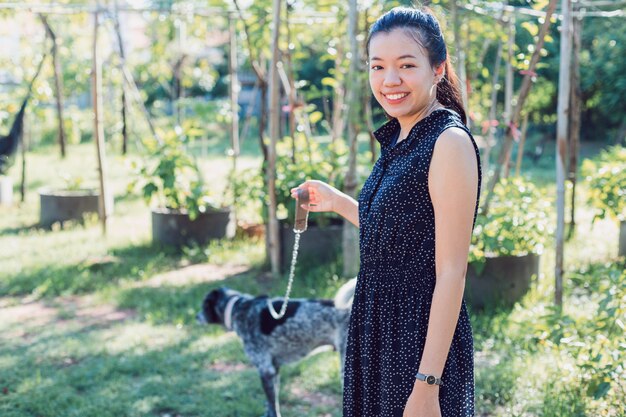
[397,100,444,141]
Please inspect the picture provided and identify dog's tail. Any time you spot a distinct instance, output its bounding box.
[334,278,357,309]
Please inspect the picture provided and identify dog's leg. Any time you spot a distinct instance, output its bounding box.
[259,365,281,417]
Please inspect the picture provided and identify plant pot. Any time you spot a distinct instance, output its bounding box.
[237,221,266,239]
[617,220,626,256]
[151,207,235,247]
[39,188,113,229]
[465,253,540,309]
[279,217,343,272]
[0,175,12,206]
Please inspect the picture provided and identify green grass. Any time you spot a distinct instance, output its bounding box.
[1,140,624,416]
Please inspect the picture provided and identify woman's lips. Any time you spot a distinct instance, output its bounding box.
[383,92,409,104]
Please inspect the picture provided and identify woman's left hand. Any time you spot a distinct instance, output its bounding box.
[403,383,442,417]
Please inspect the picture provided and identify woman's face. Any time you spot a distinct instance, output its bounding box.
[368,28,440,125]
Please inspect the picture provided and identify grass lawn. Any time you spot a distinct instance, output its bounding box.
[0,140,624,416]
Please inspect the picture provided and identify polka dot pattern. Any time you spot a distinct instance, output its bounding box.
[342,108,482,417]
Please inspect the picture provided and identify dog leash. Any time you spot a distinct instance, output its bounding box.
[267,188,310,320]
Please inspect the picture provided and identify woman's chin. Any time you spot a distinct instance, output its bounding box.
[384,110,407,119]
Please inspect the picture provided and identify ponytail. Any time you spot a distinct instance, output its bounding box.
[437,60,467,125]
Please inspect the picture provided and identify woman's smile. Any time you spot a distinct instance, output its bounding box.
[383,92,410,104]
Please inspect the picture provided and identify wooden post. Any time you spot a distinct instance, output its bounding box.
[568,7,582,233]
[285,3,297,163]
[39,14,67,158]
[229,14,240,226]
[362,7,377,164]
[502,15,515,178]
[484,41,503,177]
[92,9,109,235]
[112,0,129,155]
[176,18,187,126]
[331,41,346,143]
[342,0,360,278]
[20,111,28,203]
[555,0,572,307]
[267,0,283,277]
[515,113,529,176]
[504,14,515,125]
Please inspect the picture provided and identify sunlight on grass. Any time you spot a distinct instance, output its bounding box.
[97,323,187,355]
[1,142,624,416]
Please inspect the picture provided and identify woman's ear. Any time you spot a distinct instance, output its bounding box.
[434,62,446,82]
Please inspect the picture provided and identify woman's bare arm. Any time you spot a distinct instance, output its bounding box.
[414,127,479,386]
[333,191,359,228]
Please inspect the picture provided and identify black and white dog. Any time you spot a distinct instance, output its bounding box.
[197,278,356,417]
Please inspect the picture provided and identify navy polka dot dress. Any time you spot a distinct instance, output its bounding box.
[342,108,481,417]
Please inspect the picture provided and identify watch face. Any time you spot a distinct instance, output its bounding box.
[426,375,436,385]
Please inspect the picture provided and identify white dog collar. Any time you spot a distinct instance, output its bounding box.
[224,296,241,331]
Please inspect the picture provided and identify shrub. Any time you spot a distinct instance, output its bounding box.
[470,177,554,265]
[582,145,626,223]
[129,128,219,219]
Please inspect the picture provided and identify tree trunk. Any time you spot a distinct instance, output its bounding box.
[568,9,582,234]
[92,10,109,235]
[285,4,297,163]
[515,113,529,176]
[362,7,377,164]
[502,15,516,178]
[555,0,573,307]
[112,0,129,155]
[267,0,283,277]
[20,111,28,203]
[342,0,360,278]
[484,41,503,178]
[39,14,66,158]
[504,15,515,125]
[229,15,240,227]
[332,41,346,142]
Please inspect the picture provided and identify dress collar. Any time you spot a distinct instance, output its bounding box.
[372,108,457,150]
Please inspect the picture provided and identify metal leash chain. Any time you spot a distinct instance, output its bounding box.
[267,189,309,320]
[267,228,304,319]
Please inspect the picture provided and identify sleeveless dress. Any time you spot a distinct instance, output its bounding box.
[342,108,482,417]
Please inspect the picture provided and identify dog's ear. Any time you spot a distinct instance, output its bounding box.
[203,289,222,324]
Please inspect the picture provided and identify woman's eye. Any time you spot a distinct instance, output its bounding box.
[371,65,383,71]
[401,64,415,69]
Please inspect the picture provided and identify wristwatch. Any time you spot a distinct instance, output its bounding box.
[415,372,443,386]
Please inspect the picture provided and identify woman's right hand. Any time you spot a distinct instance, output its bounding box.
[290,180,341,214]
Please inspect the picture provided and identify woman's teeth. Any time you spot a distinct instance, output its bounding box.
[386,93,408,100]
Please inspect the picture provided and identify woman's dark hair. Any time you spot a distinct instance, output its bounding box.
[366,7,467,125]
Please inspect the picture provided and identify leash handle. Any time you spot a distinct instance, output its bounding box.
[268,189,309,320]
[294,188,309,233]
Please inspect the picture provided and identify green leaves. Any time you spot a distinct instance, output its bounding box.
[470,177,554,264]
[131,127,219,218]
[582,145,626,223]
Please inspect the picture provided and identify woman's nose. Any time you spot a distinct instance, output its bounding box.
[383,70,401,86]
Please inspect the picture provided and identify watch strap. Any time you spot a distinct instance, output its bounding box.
[415,372,443,386]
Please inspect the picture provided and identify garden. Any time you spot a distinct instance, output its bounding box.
[0,1,624,416]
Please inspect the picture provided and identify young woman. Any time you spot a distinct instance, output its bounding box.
[292,7,481,417]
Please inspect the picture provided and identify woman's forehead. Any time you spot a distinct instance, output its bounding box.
[369,28,428,61]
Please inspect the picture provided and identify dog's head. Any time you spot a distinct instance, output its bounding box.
[196,287,241,325]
